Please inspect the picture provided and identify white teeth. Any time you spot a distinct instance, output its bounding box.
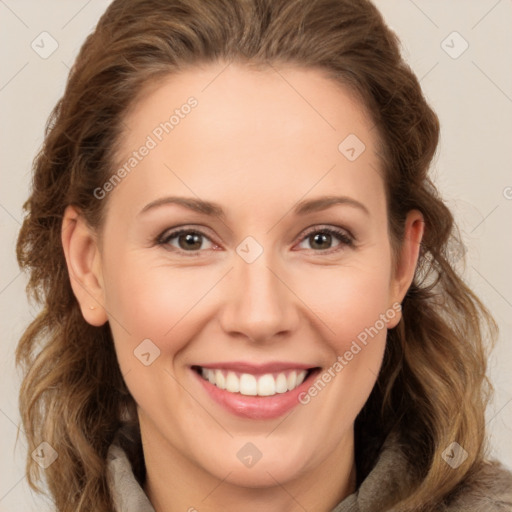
[225,371,240,393]
[215,369,226,390]
[257,374,276,396]
[240,374,258,396]
[275,373,288,393]
[287,371,297,390]
[198,367,310,396]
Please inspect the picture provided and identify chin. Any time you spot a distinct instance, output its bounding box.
[221,460,307,489]
[196,439,314,489]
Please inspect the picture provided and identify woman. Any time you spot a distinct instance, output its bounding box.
[15,0,512,511]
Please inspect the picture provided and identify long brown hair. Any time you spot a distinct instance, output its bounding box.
[16,0,497,510]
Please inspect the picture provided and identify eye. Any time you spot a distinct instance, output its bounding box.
[157,228,217,255]
[295,226,354,253]
[157,225,354,256]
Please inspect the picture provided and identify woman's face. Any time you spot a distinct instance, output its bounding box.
[65,62,422,492]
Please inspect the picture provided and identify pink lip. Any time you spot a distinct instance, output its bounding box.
[191,365,320,420]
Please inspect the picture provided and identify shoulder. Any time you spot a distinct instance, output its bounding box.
[443,459,512,511]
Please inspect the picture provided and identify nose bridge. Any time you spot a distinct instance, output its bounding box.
[219,243,297,343]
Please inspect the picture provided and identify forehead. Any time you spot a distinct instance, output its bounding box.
[109,62,385,219]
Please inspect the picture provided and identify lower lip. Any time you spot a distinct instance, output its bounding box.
[192,368,319,420]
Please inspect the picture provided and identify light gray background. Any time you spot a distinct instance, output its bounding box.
[1,1,511,510]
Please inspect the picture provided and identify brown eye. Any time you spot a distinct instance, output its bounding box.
[296,227,354,252]
[159,228,215,254]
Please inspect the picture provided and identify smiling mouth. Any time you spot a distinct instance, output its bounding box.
[191,365,319,397]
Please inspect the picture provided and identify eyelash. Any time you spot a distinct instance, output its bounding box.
[156,225,355,257]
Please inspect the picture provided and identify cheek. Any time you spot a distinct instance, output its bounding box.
[297,261,393,348]
[103,252,211,338]
[293,266,392,445]
[292,256,394,407]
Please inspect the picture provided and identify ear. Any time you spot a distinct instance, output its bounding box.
[387,209,424,328]
[61,205,108,326]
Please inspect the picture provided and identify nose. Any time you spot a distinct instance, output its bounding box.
[218,250,300,344]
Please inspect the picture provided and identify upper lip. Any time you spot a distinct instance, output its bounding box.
[193,361,317,374]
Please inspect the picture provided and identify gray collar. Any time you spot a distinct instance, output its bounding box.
[107,440,155,512]
[106,429,512,511]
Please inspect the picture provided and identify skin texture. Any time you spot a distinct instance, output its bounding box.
[61,62,424,512]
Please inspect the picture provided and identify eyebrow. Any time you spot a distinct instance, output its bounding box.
[139,195,370,217]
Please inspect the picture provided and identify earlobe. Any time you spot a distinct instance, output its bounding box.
[61,205,108,326]
[387,210,425,328]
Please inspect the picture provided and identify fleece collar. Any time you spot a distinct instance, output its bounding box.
[106,429,512,512]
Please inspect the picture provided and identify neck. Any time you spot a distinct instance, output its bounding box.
[141,423,357,512]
